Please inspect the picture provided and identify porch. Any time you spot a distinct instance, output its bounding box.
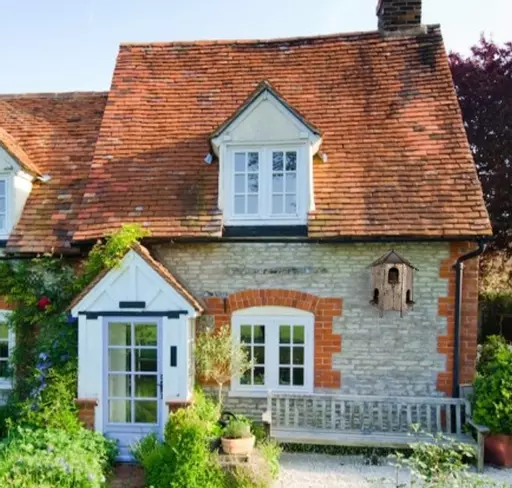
[262,392,488,472]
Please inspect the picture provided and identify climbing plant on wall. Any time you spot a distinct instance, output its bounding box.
[0,224,149,407]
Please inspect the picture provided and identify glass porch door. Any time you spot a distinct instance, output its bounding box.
[105,319,162,457]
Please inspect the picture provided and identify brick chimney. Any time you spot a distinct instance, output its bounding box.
[377,0,423,32]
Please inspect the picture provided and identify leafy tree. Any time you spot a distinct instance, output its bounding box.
[195,324,252,406]
[449,38,512,252]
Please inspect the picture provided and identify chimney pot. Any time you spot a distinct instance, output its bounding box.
[377,0,423,32]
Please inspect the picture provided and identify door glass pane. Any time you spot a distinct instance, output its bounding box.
[285,173,296,193]
[285,195,297,214]
[279,325,291,344]
[272,152,284,171]
[279,367,290,386]
[240,370,251,385]
[0,181,5,194]
[0,361,8,378]
[0,198,5,213]
[247,195,258,214]
[272,195,283,214]
[0,343,7,360]
[292,347,304,365]
[293,368,304,386]
[247,174,258,193]
[234,195,244,215]
[0,216,5,230]
[134,401,157,423]
[0,324,8,340]
[135,349,157,372]
[109,399,131,423]
[285,152,297,171]
[234,152,245,172]
[235,175,245,193]
[253,346,265,364]
[248,152,259,170]
[134,323,157,346]
[135,375,157,398]
[108,349,131,372]
[109,323,131,346]
[272,174,283,192]
[109,374,131,397]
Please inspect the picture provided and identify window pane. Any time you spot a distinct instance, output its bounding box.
[279,346,290,365]
[108,349,131,372]
[286,152,297,171]
[254,367,265,385]
[293,326,305,344]
[0,198,5,213]
[240,326,252,343]
[272,195,283,214]
[253,346,265,364]
[285,194,297,214]
[247,195,258,214]
[109,399,131,423]
[135,375,157,398]
[0,216,5,230]
[293,368,304,386]
[272,173,283,193]
[285,173,296,193]
[292,347,304,365]
[248,152,259,171]
[0,324,8,340]
[134,324,157,346]
[234,196,245,215]
[235,175,245,193]
[272,152,284,171]
[109,374,131,397]
[240,370,251,385]
[134,349,157,372]
[0,343,7,360]
[109,323,131,346]
[135,401,157,423]
[253,326,265,344]
[242,345,252,361]
[235,153,246,172]
[279,367,290,386]
[0,361,8,378]
[279,325,291,344]
[247,174,258,193]
[0,180,5,194]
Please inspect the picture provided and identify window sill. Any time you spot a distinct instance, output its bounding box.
[229,388,313,399]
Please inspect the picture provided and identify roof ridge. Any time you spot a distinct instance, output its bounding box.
[119,24,442,48]
[0,91,107,99]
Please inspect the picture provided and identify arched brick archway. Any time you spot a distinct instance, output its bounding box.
[203,289,343,389]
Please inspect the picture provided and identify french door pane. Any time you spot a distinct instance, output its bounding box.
[107,321,159,425]
[279,324,305,387]
[239,324,266,386]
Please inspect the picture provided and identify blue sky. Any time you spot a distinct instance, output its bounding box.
[1,0,510,94]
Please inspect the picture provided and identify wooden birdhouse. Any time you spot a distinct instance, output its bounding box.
[370,250,416,316]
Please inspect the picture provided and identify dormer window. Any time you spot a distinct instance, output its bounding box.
[0,179,7,233]
[211,81,322,229]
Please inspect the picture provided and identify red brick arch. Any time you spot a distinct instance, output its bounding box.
[203,289,343,389]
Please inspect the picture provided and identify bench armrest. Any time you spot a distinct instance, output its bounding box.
[467,419,490,435]
[262,410,272,425]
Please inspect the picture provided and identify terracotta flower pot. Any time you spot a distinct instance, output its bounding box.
[485,434,512,467]
[221,435,255,456]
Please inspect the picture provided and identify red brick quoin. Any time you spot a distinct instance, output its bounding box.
[203,289,343,389]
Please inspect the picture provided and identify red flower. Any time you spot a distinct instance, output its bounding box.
[37,296,51,310]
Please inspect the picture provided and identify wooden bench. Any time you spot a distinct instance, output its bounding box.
[262,392,489,472]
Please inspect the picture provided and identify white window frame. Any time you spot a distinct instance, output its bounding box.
[0,176,11,237]
[231,307,314,396]
[0,310,14,390]
[224,144,308,226]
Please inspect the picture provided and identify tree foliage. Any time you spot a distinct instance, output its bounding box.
[449,37,512,252]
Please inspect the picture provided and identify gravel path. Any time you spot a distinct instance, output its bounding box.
[276,453,512,487]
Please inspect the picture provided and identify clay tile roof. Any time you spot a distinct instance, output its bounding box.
[0,92,107,253]
[69,242,204,313]
[73,27,491,241]
[0,128,41,176]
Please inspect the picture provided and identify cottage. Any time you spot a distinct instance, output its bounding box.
[0,0,492,460]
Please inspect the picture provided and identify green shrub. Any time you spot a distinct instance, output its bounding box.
[251,422,267,444]
[259,440,281,480]
[0,426,117,487]
[473,335,512,434]
[223,419,252,439]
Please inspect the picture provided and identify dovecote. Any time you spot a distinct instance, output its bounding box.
[370,250,416,316]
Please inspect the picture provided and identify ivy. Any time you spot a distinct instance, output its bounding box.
[0,224,149,410]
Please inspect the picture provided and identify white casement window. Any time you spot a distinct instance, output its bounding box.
[231,308,314,394]
[0,179,8,234]
[0,312,14,388]
[226,147,307,225]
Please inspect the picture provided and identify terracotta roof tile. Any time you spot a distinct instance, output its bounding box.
[0,92,107,253]
[73,27,491,240]
[0,128,41,176]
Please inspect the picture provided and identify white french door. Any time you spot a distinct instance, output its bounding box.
[104,318,162,458]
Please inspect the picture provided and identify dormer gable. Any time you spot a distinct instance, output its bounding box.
[0,129,41,240]
[211,81,323,229]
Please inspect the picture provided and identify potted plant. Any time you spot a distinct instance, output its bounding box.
[221,418,255,456]
[472,335,512,467]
